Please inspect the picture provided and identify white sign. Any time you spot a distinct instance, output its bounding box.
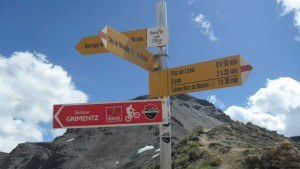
[147,26,168,47]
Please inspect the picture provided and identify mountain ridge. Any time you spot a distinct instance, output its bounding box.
[1,94,299,169]
[147,121,300,169]
[0,94,227,169]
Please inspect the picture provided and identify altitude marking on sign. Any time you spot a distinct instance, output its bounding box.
[99,25,156,71]
[149,55,253,98]
[76,29,147,55]
[53,99,168,128]
[147,26,168,47]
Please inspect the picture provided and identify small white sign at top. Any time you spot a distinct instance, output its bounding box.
[147,26,168,47]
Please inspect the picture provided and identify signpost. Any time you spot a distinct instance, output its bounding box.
[59,1,253,169]
[53,99,168,128]
[99,25,155,71]
[76,27,168,55]
[156,0,172,168]
[149,55,253,98]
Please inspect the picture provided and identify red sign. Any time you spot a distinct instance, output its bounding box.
[53,99,168,128]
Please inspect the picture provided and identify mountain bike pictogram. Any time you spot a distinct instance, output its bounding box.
[125,105,140,122]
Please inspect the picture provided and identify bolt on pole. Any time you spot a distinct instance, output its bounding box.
[157,0,172,168]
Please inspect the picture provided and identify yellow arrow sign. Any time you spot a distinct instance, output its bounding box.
[149,55,253,98]
[99,25,155,71]
[76,29,147,55]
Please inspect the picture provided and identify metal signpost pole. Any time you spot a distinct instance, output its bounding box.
[157,0,172,168]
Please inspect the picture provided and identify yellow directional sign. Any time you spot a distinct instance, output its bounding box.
[149,55,253,98]
[76,29,147,55]
[99,25,155,71]
[76,36,106,55]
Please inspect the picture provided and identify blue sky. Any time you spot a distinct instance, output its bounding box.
[0,0,299,152]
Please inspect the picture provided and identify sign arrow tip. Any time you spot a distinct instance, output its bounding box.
[240,56,253,84]
[99,26,108,48]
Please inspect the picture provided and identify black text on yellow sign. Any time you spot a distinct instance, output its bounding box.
[76,29,147,55]
[149,55,253,98]
[100,26,156,71]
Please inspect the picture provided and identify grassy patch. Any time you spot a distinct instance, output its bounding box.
[145,158,160,169]
[201,155,222,167]
[187,163,215,169]
[193,125,205,135]
[243,154,261,168]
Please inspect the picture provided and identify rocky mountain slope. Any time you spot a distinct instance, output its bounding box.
[0,152,7,168]
[147,122,300,169]
[2,94,298,169]
[0,94,229,169]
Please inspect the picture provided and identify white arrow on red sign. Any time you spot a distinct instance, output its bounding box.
[53,99,168,128]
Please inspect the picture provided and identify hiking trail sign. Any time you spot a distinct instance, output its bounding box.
[149,55,253,98]
[99,25,156,71]
[76,26,168,55]
[53,99,168,128]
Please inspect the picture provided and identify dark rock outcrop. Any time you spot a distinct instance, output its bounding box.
[261,141,300,169]
[291,136,300,143]
[0,152,7,168]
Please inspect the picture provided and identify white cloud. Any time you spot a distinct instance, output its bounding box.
[188,0,195,5]
[52,128,67,138]
[225,77,300,137]
[277,0,300,41]
[191,13,218,41]
[207,95,225,109]
[0,51,88,152]
[0,117,43,152]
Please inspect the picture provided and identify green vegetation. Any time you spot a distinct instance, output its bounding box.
[187,164,215,169]
[147,125,223,169]
[201,155,222,167]
[192,125,205,135]
[243,153,261,168]
[146,123,295,169]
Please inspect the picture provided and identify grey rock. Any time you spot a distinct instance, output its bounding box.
[261,141,300,169]
[0,152,8,167]
[0,94,228,169]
